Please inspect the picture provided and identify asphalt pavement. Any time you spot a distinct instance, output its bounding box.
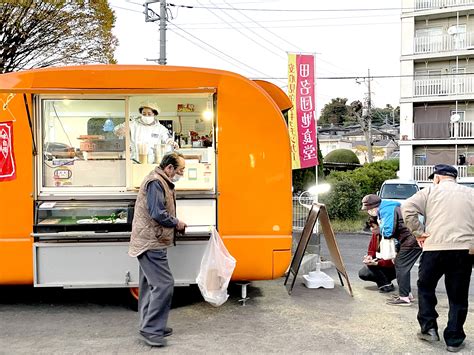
[0,233,472,354]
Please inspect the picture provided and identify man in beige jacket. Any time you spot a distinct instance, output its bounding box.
[402,164,474,353]
[129,152,187,347]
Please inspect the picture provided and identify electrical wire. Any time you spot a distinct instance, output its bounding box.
[212,0,288,59]
[197,0,286,60]
[111,1,384,77]
[168,3,414,12]
[252,72,474,80]
[176,21,400,29]
[113,1,285,81]
[175,13,398,26]
[110,4,144,14]
[168,22,275,78]
[218,0,349,76]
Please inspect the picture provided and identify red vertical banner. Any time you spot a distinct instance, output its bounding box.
[288,54,318,169]
[0,121,16,181]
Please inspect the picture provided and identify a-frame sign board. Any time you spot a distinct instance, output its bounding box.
[284,203,353,296]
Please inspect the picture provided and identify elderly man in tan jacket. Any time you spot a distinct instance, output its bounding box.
[402,164,474,353]
[129,152,187,347]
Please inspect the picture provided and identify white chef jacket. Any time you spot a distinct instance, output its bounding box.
[115,119,172,160]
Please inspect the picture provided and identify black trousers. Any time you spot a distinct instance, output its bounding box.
[394,247,422,297]
[359,265,396,288]
[417,250,473,347]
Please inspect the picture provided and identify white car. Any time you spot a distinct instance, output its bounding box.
[379,179,420,201]
[457,176,474,188]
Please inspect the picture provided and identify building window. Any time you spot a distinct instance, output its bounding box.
[414,154,426,166]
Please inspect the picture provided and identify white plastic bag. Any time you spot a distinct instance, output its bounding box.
[377,238,397,260]
[196,228,236,307]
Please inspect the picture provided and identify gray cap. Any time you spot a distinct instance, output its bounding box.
[361,194,381,210]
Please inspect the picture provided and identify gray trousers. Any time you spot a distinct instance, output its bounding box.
[137,249,174,337]
[394,247,422,297]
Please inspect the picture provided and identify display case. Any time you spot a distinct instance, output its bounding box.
[34,201,134,236]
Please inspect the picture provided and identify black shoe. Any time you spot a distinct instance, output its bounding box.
[140,333,167,347]
[379,284,395,293]
[446,343,465,353]
[164,327,173,337]
[417,328,440,342]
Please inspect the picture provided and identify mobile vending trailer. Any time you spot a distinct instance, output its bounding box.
[0,65,292,292]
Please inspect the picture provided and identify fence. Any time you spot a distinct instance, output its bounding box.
[292,196,314,231]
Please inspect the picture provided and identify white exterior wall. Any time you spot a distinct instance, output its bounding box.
[400,60,414,100]
[400,102,414,139]
[401,17,415,56]
[399,144,414,179]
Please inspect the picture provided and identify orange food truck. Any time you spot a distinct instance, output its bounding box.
[0,65,292,296]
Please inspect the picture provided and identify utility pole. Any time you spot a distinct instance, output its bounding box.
[366,69,373,163]
[350,70,374,163]
[144,0,167,65]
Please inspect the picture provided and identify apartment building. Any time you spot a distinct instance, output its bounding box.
[400,0,474,187]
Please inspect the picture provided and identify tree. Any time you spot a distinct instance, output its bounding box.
[0,1,118,73]
[324,148,360,165]
[371,104,400,126]
[319,98,355,126]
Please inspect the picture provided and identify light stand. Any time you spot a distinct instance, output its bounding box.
[299,184,334,289]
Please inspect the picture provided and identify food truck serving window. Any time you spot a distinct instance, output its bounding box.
[38,94,216,196]
[41,99,127,189]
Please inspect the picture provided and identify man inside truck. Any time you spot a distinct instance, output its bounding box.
[114,102,179,162]
[129,152,187,347]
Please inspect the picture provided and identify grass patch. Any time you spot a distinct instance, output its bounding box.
[330,212,368,233]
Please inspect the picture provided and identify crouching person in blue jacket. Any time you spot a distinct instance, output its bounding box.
[361,194,422,306]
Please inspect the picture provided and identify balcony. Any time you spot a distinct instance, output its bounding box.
[414,32,474,54]
[413,76,474,97]
[414,121,474,139]
[414,165,469,181]
[450,121,474,137]
[415,0,474,11]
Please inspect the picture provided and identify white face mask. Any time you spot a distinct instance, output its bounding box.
[140,115,155,125]
[171,174,182,182]
[367,208,378,217]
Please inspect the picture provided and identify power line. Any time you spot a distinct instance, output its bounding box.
[252,72,474,80]
[218,0,288,57]
[175,13,398,26]
[110,1,382,77]
[196,0,286,60]
[168,27,258,76]
[168,3,412,12]
[168,21,275,78]
[113,1,274,77]
[175,21,400,29]
[218,0,350,76]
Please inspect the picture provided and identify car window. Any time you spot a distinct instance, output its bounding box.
[380,184,418,199]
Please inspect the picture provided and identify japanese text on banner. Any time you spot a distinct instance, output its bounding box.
[0,121,16,182]
[287,53,318,170]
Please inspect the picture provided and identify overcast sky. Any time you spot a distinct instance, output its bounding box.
[109,0,401,117]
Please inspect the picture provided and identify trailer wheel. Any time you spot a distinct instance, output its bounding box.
[127,287,139,311]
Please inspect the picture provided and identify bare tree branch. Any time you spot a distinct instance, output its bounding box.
[0,0,118,73]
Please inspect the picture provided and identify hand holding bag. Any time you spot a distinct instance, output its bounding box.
[196,228,236,306]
